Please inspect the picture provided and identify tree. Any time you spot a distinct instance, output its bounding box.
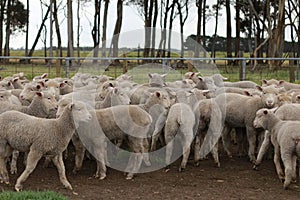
[225,0,232,62]
[110,0,123,63]
[0,0,7,57]
[67,0,74,66]
[194,0,202,58]
[92,0,101,62]
[102,0,109,58]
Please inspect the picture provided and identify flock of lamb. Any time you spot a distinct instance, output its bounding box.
[0,70,299,191]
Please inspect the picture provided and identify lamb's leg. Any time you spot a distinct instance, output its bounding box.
[180,138,192,172]
[221,126,233,157]
[71,134,86,174]
[281,152,293,190]
[0,140,9,184]
[10,150,19,174]
[125,152,143,180]
[142,138,151,167]
[211,142,220,167]
[254,131,271,169]
[246,127,257,163]
[51,153,72,190]
[94,144,107,180]
[273,142,284,181]
[194,135,201,166]
[15,150,43,191]
[292,155,297,181]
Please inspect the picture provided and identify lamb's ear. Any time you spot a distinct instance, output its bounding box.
[261,79,267,85]
[68,103,74,110]
[42,73,48,79]
[148,73,153,78]
[161,73,167,78]
[256,85,263,92]
[155,91,161,98]
[263,110,268,115]
[36,92,43,97]
[198,77,203,82]
[59,82,65,88]
[13,77,19,82]
[244,91,252,96]
[279,80,285,85]
[38,81,45,87]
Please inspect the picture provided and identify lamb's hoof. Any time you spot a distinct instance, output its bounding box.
[72,169,79,175]
[15,185,22,192]
[144,161,151,167]
[215,163,221,168]
[65,183,73,190]
[10,169,17,175]
[178,167,185,172]
[253,165,259,171]
[194,161,200,167]
[283,183,289,190]
[164,166,170,173]
[126,174,133,180]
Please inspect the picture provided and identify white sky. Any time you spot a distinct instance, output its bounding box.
[8,0,233,50]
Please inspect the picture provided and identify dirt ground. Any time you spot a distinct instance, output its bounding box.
[0,146,299,200]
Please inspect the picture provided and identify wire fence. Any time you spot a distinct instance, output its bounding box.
[0,56,299,83]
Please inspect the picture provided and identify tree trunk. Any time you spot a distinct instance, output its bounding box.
[67,0,74,67]
[194,0,202,58]
[225,0,232,63]
[211,0,220,61]
[76,0,80,59]
[102,0,109,59]
[150,0,158,57]
[53,0,62,76]
[167,1,175,58]
[25,0,29,58]
[0,0,7,58]
[92,0,101,63]
[28,5,51,57]
[143,0,153,58]
[156,0,169,58]
[4,0,12,59]
[111,0,123,63]
[234,0,240,61]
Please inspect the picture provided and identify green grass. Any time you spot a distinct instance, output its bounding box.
[0,191,68,200]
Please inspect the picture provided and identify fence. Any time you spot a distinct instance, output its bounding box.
[0,56,299,84]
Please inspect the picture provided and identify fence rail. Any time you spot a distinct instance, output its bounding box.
[0,56,299,83]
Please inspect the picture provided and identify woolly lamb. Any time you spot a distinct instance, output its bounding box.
[215,86,278,162]
[0,101,92,191]
[253,108,300,189]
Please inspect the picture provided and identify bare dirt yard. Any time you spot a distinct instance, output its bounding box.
[0,145,299,200]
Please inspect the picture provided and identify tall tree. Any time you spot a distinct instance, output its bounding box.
[156,0,170,58]
[194,0,202,58]
[234,0,241,59]
[110,0,123,62]
[0,0,7,57]
[102,0,109,58]
[176,0,189,60]
[92,0,101,62]
[225,0,232,61]
[67,0,74,66]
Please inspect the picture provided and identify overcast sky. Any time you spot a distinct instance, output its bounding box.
[10,0,231,49]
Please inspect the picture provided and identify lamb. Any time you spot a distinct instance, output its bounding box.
[58,98,152,180]
[0,101,92,191]
[253,108,300,189]
[0,90,22,106]
[58,79,74,95]
[254,104,300,169]
[193,98,223,167]
[215,86,278,162]
[223,80,258,89]
[0,91,57,119]
[164,103,195,172]
[262,79,300,91]
[0,80,14,90]
[19,82,44,105]
[95,87,130,109]
[44,79,60,100]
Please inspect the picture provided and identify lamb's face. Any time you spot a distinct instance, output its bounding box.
[71,102,92,126]
[257,86,279,108]
[253,109,269,129]
[37,91,58,114]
